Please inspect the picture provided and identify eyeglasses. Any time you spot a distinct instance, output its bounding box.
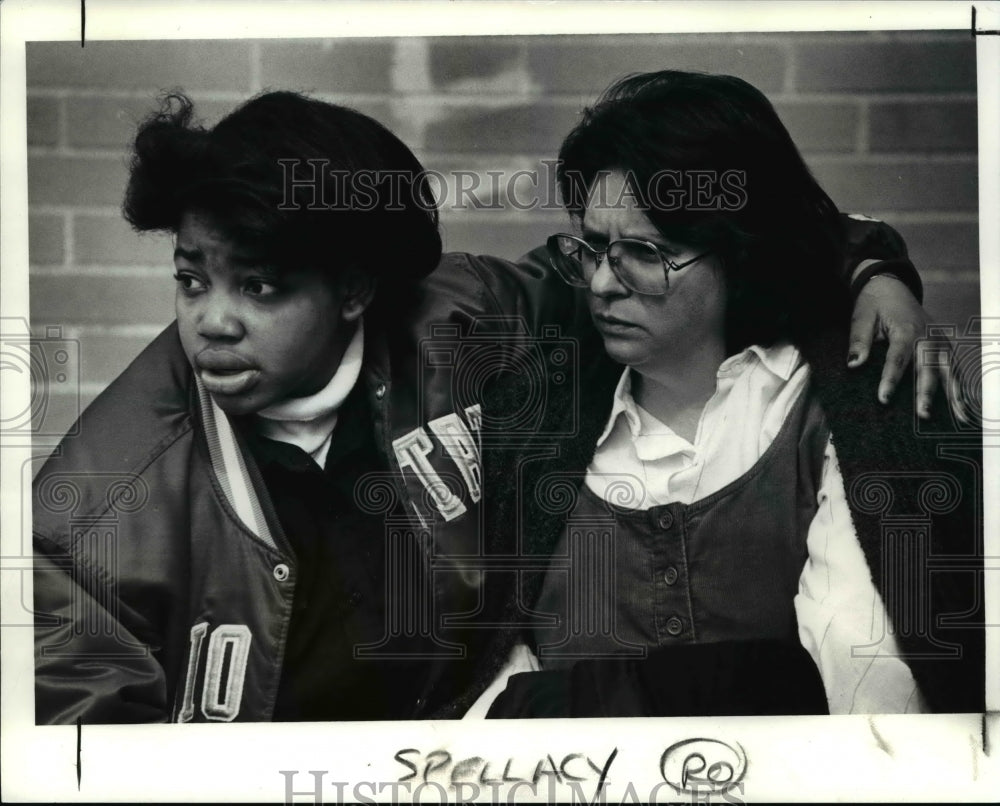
[546,233,711,296]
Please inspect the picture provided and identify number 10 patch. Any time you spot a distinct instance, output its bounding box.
[176,623,253,722]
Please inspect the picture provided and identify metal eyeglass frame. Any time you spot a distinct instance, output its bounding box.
[546,233,712,296]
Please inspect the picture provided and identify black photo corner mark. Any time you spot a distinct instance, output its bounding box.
[972,6,1000,36]
[76,717,82,789]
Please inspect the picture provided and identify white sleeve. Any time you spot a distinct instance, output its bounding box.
[794,439,927,714]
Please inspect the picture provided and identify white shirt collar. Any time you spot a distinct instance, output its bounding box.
[596,368,641,447]
[595,341,802,450]
[717,341,801,382]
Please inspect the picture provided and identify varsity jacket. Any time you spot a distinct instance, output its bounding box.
[32,216,933,724]
[32,250,572,724]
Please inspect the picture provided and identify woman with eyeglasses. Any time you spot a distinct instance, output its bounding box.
[477,71,982,718]
[30,80,969,725]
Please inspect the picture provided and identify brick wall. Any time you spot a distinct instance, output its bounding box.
[27,32,979,444]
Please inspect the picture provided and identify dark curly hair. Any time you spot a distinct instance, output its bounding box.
[557,70,850,354]
[123,90,442,287]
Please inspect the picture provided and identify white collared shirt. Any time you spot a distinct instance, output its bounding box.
[586,342,926,714]
[587,342,807,508]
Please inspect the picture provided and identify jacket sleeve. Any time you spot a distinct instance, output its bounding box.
[30,324,192,725]
[456,248,593,341]
[34,541,170,724]
[840,213,923,302]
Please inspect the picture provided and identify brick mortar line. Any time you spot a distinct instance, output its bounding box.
[55,94,68,150]
[856,99,870,155]
[418,151,981,163]
[25,88,261,101]
[29,204,982,227]
[30,266,172,277]
[26,88,395,104]
[28,209,980,225]
[27,146,129,159]
[783,38,797,94]
[396,93,981,105]
[26,220,981,273]
[498,33,972,44]
[772,93,979,104]
[809,154,978,164]
[249,42,263,94]
[330,94,970,108]
[27,88,981,104]
[329,92,979,104]
[785,32,972,44]
[922,272,984,283]
[31,205,121,216]
[64,210,74,268]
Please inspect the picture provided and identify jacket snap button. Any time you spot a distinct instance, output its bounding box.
[375,383,387,400]
[657,511,674,530]
[273,563,290,582]
[663,566,679,586]
[666,616,683,636]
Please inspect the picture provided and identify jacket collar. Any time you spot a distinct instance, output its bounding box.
[195,378,278,550]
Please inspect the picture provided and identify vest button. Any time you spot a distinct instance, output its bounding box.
[273,563,290,582]
[663,566,679,586]
[657,510,674,530]
[375,383,387,400]
[666,616,683,636]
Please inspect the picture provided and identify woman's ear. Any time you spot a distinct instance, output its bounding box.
[339,271,377,322]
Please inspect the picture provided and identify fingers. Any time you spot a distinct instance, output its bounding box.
[847,301,878,368]
[878,335,913,404]
[915,334,973,424]
[915,340,944,420]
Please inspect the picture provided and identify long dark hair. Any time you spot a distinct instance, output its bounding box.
[557,70,850,353]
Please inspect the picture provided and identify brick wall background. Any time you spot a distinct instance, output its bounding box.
[27,32,979,445]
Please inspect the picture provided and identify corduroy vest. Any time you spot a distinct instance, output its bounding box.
[532,383,830,667]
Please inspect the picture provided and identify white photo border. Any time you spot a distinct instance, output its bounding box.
[2,1,998,802]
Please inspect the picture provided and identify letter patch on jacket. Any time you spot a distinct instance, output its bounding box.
[176,622,252,722]
[393,405,482,523]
